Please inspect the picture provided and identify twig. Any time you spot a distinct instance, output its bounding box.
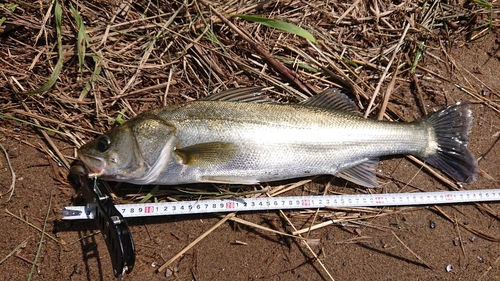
[377,55,401,120]
[406,155,459,190]
[163,67,175,107]
[11,110,100,134]
[5,209,63,244]
[0,142,15,201]
[433,206,500,242]
[279,210,336,281]
[28,193,52,281]
[205,3,316,96]
[453,214,466,257]
[410,72,428,116]
[116,6,182,97]
[157,212,236,272]
[21,103,71,170]
[0,237,30,265]
[477,255,500,281]
[364,22,411,118]
[267,179,311,197]
[225,215,301,239]
[33,0,54,46]
[336,0,362,24]
[391,230,434,269]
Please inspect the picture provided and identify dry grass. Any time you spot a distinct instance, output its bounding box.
[1,0,500,279]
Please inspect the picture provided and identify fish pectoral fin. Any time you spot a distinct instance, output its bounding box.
[200,176,259,185]
[174,142,238,167]
[301,88,361,115]
[203,86,274,103]
[336,158,379,188]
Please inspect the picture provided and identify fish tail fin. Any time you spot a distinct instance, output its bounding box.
[420,103,478,184]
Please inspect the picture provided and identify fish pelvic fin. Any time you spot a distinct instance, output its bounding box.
[336,157,379,188]
[420,103,479,184]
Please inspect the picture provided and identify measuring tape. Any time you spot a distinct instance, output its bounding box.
[62,188,500,220]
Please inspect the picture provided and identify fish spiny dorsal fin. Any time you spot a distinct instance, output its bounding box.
[203,86,273,103]
[302,88,360,114]
[336,157,379,188]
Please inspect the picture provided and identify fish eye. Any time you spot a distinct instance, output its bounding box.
[97,135,111,152]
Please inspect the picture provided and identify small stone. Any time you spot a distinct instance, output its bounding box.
[429,220,436,229]
[446,264,454,272]
[165,268,173,277]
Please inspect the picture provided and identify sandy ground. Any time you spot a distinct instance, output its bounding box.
[1,2,500,281]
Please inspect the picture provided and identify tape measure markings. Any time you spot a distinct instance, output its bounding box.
[62,189,500,220]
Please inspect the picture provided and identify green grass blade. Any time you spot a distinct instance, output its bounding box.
[79,55,102,100]
[114,109,127,125]
[411,41,425,73]
[20,1,63,95]
[471,0,492,9]
[0,4,18,28]
[275,55,320,72]
[233,14,318,44]
[139,185,160,203]
[27,195,52,281]
[0,113,69,136]
[70,3,88,74]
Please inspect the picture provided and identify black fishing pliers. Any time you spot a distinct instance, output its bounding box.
[64,175,135,280]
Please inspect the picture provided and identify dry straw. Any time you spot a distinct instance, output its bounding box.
[0,0,498,279]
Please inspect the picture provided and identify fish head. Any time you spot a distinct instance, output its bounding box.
[77,123,143,181]
[77,115,177,183]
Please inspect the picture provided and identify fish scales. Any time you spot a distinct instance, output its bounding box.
[151,101,427,181]
[74,87,478,187]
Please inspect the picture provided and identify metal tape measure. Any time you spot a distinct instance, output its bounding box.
[62,188,500,220]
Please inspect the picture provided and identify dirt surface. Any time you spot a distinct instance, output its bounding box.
[1,1,500,281]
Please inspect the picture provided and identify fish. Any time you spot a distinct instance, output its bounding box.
[74,87,479,187]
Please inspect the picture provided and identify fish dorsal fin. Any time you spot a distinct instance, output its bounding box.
[174,142,238,167]
[203,86,273,103]
[302,88,360,114]
[336,158,379,188]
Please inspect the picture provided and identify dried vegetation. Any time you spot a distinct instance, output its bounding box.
[1,0,499,279]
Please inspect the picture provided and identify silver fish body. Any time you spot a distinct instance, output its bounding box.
[76,88,478,187]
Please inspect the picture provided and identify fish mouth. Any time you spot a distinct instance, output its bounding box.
[75,154,106,178]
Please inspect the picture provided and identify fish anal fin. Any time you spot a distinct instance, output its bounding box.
[174,142,238,167]
[302,88,360,114]
[336,158,379,188]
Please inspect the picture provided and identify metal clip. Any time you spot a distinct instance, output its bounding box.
[79,174,135,278]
